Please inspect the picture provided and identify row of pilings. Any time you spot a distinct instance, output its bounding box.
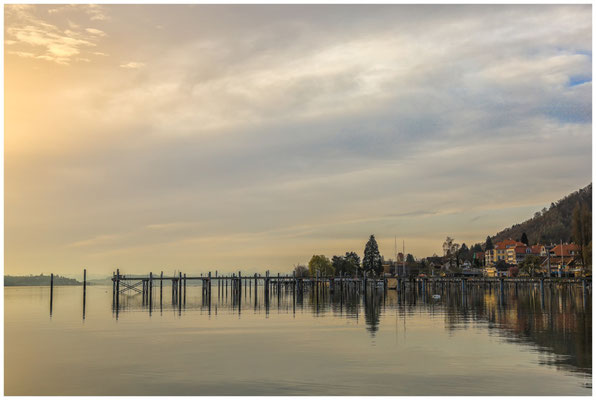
[45,269,590,319]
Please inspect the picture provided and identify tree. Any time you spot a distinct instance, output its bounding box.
[520,255,541,277]
[508,266,519,278]
[363,235,383,277]
[332,254,359,276]
[406,254,415,263]
[521,232,529,246]
[293,264,309,278]
[308,255,334,277]
[485,236,494,251]
[443,237,460,269]
[458,243,471,265]
[344,251,361,272]
[471,243,483,252]
[572,202,592,272]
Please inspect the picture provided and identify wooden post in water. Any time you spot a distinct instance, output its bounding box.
[183,273,187,306]
[238,271,242,298]
[160,271,163,305]
[116,269,120,309]
[178,272,182,307]
[50,273,54,315]
[112,272,115,306]
[83,269,87,320]
[254,273,258,305]
[149,272,153,310]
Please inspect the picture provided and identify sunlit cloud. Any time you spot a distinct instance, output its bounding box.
[119,61,145,69]
[5,4,107,65]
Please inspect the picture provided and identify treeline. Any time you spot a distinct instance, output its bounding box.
[492,183,592,245]
[293,235,384,277]
[5,274,82,286]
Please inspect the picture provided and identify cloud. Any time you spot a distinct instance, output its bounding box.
[85,28,106,36]
[120,61,146,69]
[5,4,107,65]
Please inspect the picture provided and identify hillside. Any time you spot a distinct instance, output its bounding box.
[491,183,592,246]
[4,275,82,286]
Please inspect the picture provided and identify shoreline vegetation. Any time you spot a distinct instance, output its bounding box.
[5,275,82,286]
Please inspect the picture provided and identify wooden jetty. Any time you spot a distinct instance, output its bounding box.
[45,269,591,318]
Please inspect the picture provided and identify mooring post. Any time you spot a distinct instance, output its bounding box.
[49,273,54,316]
[254,273,258,304]
[207,271,212,305]
[83,269,87,320]
[149,272,153,310]
[266,270,270,301]
[160,271,163,305]
[116,269,120,309]
[178,272,182,307]
[112,272,115,305]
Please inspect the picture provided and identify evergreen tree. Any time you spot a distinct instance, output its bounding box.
[485,236,494,250]
[521,232,529,245]
[471,243,483,252]
[344,251,361,274]
[363,235,383,277]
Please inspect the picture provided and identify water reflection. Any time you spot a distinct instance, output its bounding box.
[107,279,591,377]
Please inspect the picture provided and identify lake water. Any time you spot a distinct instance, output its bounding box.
[4,281,592,395]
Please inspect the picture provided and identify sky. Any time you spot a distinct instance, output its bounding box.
[4,4,592,278]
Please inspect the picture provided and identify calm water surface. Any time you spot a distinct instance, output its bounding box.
[5,281,592,395]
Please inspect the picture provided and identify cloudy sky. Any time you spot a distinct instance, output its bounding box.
[5,5,592,277]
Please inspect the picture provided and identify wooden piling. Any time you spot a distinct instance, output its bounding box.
[116,269,120,309]
[50,273,54,315]
[83,269,87,319]
[149,272,153,309]
[178,272,182,307]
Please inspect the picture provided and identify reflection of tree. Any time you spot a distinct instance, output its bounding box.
[363,289,383,336]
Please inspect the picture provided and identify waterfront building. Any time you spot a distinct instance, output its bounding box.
[485,239,526,266]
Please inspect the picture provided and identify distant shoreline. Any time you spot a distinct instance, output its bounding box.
[4,275,82,287]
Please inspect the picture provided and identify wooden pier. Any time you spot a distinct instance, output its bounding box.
[45,269,591,318]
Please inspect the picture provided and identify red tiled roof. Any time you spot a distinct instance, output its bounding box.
[550,243,580,257]
[514,245,529,254]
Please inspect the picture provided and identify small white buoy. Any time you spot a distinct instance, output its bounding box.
[432,294,441,300]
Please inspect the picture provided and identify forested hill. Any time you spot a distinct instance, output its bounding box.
[5,275,82,286]
[491,183,592,245]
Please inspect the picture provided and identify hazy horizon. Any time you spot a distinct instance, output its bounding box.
[5,5,592,276]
